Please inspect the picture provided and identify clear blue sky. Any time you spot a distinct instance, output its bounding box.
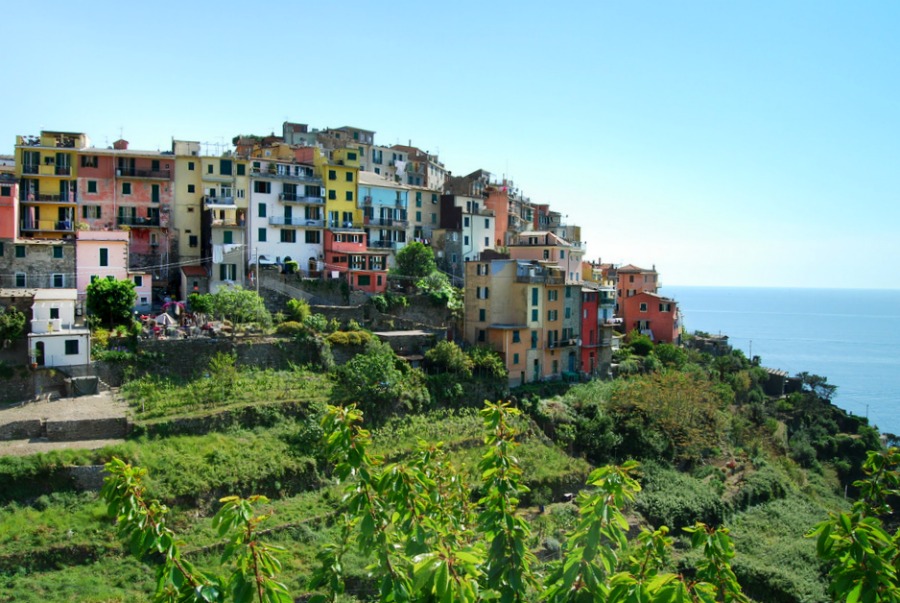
[5,1,898,288]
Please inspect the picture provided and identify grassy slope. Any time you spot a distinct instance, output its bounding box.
[0,367,847,602]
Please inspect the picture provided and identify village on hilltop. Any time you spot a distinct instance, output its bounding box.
[0,124,682,388]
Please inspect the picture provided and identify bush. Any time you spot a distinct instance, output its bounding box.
[276,321,305,336]
[635,463,726,528]
[285,298,311,323]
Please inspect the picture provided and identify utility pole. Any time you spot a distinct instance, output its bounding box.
[255,247,260,296]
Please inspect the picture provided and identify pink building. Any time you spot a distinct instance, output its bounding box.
[621,291,681,344]
[75,231,152,312]
[0,174,18,240]
[322,229,388,294]
[76,140,173,272]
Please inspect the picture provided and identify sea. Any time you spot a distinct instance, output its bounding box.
[662,286,900,437]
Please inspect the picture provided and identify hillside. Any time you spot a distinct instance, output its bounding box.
[0,334,886,602]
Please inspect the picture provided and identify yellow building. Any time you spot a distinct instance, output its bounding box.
[15,131,87,239]
[465,259,571,386]
[172,141,204,266]
[316,148,362,229]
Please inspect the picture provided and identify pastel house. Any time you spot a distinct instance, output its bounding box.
[76,230,152,312]
[27,289,91,367]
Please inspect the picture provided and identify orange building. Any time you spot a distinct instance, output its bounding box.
[322,229,388,294]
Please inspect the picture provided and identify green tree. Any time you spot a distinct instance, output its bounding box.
[209,287,272,335]
[424,340,473,377]
[0,306,26,348]
[394,241,437,280]
[86,278,136,328]
[189,292,214,316]
[332,339,429,422]
[285,298,310,323]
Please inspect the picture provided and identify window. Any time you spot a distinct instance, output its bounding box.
[189,235,198,248]
[0,243,3,256]
[431,194,438,204]
[548,290,558,301]
[305,230,320,244]
[464,236,469,246]
[52,274,64,287]
[560,250,565,259]
[548,310,558,321]
[49,246,64,260]
[357,275,370,287]
[476,286,490,299]
[0,186,9,197]
[188,161,195,171]
[639,303,648,312]
[431,214,436,223]
[220,160,232,175]
[15,272,25,287]
[258,228,267,242]
[512,330,521,343]
[280,229,296,243]
[531,331,538,349]
[87,180,97,194]
[485,218,490,228]
[134,275,143,287]
[207,164,213,174]
[223,231,233,244]
[345,172,353,182]
[629,275,635,283]
[477,329,486,342]
[565,307,571,319]
[187,184,195,193]
[513,353,520,365]
[65,340,79,355]
[542,249,549,260]
[479,308,486,322]
[345,191,353,201]
[531,287,538,305]
[328,170,336,180]
[99,248,108,266]
[122,182,131,195]
[416,192,422,207]
[464,217,469,227]
[80,155,97,168]
[82,205,101,219]
[565,286,571,298]
[415,211,421,221]
[659,303,671,312]
[50,308,59,319]
[254,181,271,194]
[484,237,489,247]
[219,264,237,281]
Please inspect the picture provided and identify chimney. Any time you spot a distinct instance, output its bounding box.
[113,139,129,150]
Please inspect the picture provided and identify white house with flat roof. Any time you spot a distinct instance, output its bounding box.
[27,289,91,367]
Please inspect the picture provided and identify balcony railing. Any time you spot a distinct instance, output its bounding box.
[204,195,235,206]
[269,216,324,227]
[22,165,39,174]
[117,216,161,227]
[20,194,77,203]
[366,217,408,228]
[329,221,364,230]
[55,166,72,176]
[211,218,241,227]
[279,193,325,204]
[117,167,171,179]
[20,220,74,232]
[515,274,564,285]
[31,318,73,334]
[367,240,397,249]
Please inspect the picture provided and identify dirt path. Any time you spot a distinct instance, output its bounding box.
[0,390,130,457]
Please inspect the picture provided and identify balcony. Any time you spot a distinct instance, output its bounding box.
[55,165,72,176]
[515,274,564,285]
[269,216,324,227]
[20,219,74,232]
[279,193,325,204]
[366,217,408,228]
[251,167,321,184]
[117,167,172,179]
[31,318,71,334]
[211,218,243,228]
[117,216,161,228]
[329,221,364,231]
[22,165,39,174]
[204,196,236,208]
[368,240,397,250]
[20,194,77,204]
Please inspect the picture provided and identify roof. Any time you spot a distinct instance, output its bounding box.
[358,170,409,189]
[617,264,656,273]
[629,291,676,302]
[33,289,78,301]
[81,147,172,157]
[181,266,208,278]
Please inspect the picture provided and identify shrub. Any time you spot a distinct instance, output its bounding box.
[635,463,726,528]
[285,298,311,323]
[276,321,305,336]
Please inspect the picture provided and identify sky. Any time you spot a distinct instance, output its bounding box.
[4,1,898,289]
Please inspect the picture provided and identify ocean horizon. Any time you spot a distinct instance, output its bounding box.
[662,285,900,436]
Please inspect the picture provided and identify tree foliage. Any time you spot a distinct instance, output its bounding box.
[424,340,473,377]
[394,241,437,280]
[102,401,750,603]
[0,306,26,347]
[86,278,136,328]
[208,288,271,332]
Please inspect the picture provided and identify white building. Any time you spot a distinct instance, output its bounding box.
[27,289,91,368]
